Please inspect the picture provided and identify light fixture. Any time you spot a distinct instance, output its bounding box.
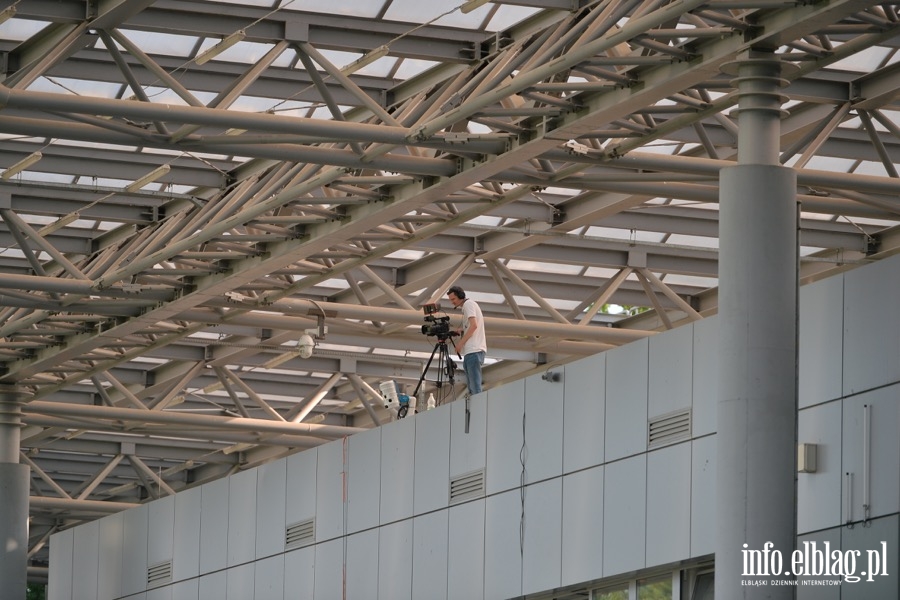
[340,45,389,75]
[460,0,491,14]
[125,164,170,192]
[194,30,246,65]
[0,5,16,24]
[1,151,42,180]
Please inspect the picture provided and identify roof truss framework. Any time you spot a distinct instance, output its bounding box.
[0,0,898,572]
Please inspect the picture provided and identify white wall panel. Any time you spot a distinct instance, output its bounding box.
[522,479,562,596]
[843,254,900,395]
[646,443,691,567]
[795,527,840,600]
[173,487,201,582]
[199,478,229,575]
[648,325,693,419]
[562,354,606,473]
[797,401,842,534]
[226,562,255,600]
[72,520,99,600]
[690,435,716,558]
[798,275,844,408]
[169,579,199,600]
[486,379,525,495]
[147,585,172,600]
[379,417,415,525]
[98,512,124,600]
[48,528,73,600]
[346,529,380,600]
[316,439,346,542]
[283,546,316,600]
[285,447,317,527]
[313,538,344,600]
[840,514,898,600]
[411,510,448,600]
[413,406,451,515]
[450,391,486,478]
[605,339,649,461]
[691,317,718,437]
[603,454,647,576]
[347,427,382,534]
[377,520,413,600]
[561,466,604,586]
[198,572,226,600]
[148,496,175,570]
[447,499,485,600]
[227,468,258,567]
[484,490,523,600]
[122,504,149,596]
[256,458,287,559]
[254,554,285,600]
[842,386,900,523]
[524,373,564,484]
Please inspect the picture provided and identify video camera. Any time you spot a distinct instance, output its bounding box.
[419,302,457,340]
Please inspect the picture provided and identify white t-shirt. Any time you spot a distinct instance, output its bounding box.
[459,299,487,356]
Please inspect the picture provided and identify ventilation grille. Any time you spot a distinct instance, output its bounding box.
[147,560,173,588]
[285,518,316,549]
[449,469,485,505]
[648,408,692,448]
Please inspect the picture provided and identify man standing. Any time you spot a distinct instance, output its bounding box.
[447,286,486,395]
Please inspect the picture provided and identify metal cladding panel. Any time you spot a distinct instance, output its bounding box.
[122,504,150,596]
[447,499,486,600]
[795,527,841,600]
[411,511,449,600]
[198,571,226,600]
[254,554,285,600]
[347,427,382,535]
[690,435,716,558]
[255,458,287,559]
[147,586,173,600]
[691,316,719,437]
[842,386,900,524]
[377,520,414,600]
[484,490,523,600]
[649,324,694,420]
[843,254,900,396]
[148,496,175,569]
[72,520,100,600]
[561,466,604,586]
[98,512,124,600]
[346,529,381,600]
[314,538,344,600]
[283,545,316,599]
[169,579,199,599]
[413,404,451,515]
[450,390,487,479]
[799,274,844,408]
[605,338,649,461]
[839,515,899,600]
[485,378,526,495]
[522,479,563,596]
[603,454,647,576]
[797,401,842,534]
[379,417,416,525]
[48,528,74,600]
[562,354,606,473]
[227,468,258,567]
[646,442,691,566]
[173,487,201,581]
[315,439,346,542]
[198,478,229,575]
[225,562,254,600]
[524,372,564,484]
[286,447,318,526]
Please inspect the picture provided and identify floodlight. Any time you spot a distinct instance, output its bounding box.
[195,30,246,65]
[2,152,42,180]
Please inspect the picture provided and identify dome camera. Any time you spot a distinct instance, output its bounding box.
[297,334,315,359]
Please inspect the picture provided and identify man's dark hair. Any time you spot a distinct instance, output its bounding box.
[447,286,466,299]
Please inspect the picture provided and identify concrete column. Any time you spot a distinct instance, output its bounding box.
[0,386,30,600]
[716,52,798,598]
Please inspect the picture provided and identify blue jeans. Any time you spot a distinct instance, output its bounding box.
[463,351,485,395]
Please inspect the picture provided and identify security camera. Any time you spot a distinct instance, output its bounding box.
[297,334,315,359]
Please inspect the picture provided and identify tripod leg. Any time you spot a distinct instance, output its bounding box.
[413,342,442,398]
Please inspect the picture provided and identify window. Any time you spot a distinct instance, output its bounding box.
[637,574,672,599]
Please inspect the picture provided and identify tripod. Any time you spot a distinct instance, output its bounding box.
[413,336,457,399]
